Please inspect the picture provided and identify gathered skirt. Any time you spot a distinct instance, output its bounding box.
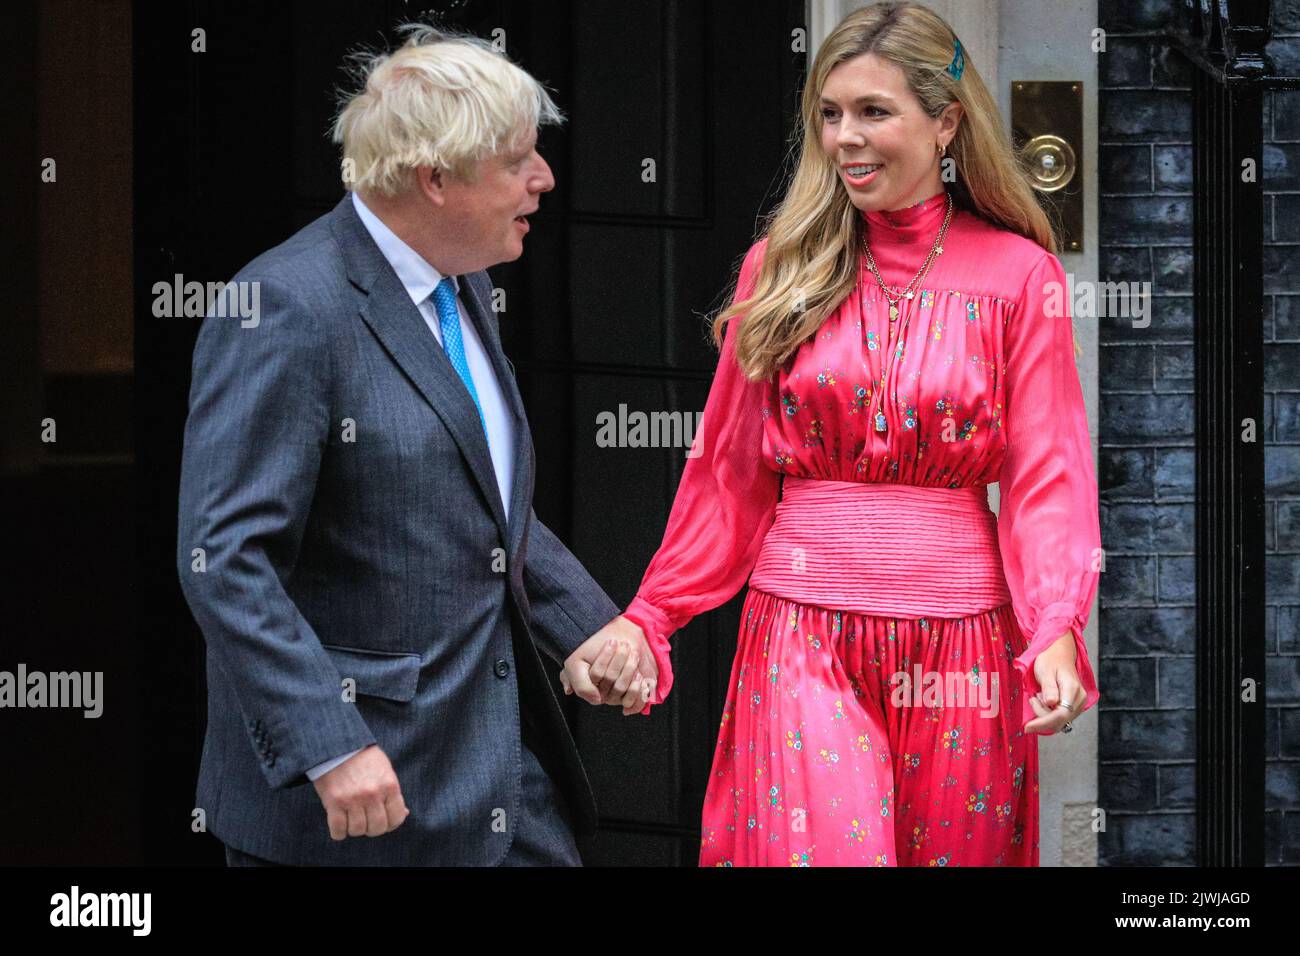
[699,587,1038,867]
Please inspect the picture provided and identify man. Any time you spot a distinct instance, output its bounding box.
[176,24,654,866]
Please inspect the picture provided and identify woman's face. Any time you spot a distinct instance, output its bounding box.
[818,52,960,214]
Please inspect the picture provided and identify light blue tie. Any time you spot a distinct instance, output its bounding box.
[430,276,488,436]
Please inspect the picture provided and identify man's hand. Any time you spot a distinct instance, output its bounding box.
[560,616,657,715]
[311,744,410,841]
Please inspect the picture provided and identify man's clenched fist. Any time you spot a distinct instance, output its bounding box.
[311,744,409,840]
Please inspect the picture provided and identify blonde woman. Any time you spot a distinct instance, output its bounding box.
[592,1,1100,866]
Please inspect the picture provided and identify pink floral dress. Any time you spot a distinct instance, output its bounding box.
[623,190,1101,867]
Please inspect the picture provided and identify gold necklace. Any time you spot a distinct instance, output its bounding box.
[861,292,910,434]
[861,192,954,321]
[859,193,954,433]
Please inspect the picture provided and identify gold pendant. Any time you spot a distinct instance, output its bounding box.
[889,305,899,321]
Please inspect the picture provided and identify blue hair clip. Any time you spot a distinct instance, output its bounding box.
[946,37,965,81]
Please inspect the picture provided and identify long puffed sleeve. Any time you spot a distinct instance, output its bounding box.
[623,239,781,714]
[998,251,1102,733]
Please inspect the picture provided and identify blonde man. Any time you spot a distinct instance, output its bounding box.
[177,24,652,867]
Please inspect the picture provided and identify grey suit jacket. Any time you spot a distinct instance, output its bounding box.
[176,193,619,865]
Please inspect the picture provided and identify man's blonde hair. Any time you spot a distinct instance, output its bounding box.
[331,23,564,197]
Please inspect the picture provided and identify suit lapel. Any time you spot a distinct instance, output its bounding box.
[460,274,534,556]
[331,196,509,540]
[458,275,523,422]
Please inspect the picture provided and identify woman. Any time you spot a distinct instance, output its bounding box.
[582,0,1100,867]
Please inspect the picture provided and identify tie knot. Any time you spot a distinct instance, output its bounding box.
[432,275,456,303]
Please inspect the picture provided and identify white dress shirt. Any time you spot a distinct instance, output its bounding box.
[306,190,518,782]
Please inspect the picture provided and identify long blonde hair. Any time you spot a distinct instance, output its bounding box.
[718,1,1060,381]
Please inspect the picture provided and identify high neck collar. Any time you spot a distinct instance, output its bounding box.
[862,190,951,245]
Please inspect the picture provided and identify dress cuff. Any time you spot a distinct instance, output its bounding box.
[622,595,676,715]
[1011,602,1099,733]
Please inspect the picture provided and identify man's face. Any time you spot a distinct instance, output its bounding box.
[437,127,555,271]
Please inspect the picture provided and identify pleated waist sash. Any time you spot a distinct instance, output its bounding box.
[748,477,1012,619]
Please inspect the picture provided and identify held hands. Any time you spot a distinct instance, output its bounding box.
[1024,631,1088,736]
[311,744,410,841]
[560,616,658,716]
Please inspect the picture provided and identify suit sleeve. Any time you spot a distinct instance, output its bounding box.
[522,510,621,666]
[997,252,1102,732]
[177,275,376,789]
[621,239,781,714]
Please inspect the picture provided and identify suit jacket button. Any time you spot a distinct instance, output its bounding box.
[494,659,510,678]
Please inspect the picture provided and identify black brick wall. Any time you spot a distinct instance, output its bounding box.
[1097,0,1300,865]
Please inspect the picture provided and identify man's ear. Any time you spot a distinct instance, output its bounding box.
[415,165,447,207]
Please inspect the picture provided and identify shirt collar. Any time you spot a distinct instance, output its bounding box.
[351,190,457,305]
[861,189,951,246]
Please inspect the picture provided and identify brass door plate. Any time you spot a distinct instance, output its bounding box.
[1011,81,1084,253]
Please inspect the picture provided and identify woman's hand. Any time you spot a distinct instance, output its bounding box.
[1023,631,1087,735]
